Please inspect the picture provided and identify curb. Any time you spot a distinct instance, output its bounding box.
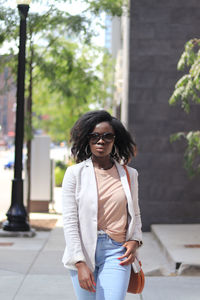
[151,225,178,274]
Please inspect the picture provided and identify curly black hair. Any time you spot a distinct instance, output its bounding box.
[70,110,136,164]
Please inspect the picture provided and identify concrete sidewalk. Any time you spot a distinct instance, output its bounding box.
[0,215,200,300]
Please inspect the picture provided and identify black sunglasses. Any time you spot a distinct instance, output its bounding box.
[88,132,115,144]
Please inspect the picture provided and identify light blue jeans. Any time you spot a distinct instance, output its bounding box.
[70,233,131,300]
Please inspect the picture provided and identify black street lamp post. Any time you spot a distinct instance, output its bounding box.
[3,0,31,232]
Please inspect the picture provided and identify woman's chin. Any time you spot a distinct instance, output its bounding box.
[93,151,108,157]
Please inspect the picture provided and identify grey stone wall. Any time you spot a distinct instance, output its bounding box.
[128,0,200,231]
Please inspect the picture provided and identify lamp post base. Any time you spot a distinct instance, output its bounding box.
[2,179,30,232]
[2,218,30,232]
[0,228,35,237]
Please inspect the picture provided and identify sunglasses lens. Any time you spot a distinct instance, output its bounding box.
[89,134,100,143]
[89,133,115,143]
[103,133,115,142]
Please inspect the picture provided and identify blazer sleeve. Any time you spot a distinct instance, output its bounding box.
[129,168,143,245]
[62,166,86,268]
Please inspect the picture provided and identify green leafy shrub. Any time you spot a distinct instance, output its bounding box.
[54,159,75,186]
[55,160,66,170]
[55,166,66,187]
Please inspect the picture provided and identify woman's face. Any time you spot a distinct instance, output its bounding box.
[88,122,115,158]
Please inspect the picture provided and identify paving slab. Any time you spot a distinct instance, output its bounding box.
[141,276,200,300]
[0,269,22,276]
[0,274,24,300]
[14,274,76,300]
[43,226,65,252]
[0,231,49,250]
[151,224,200,273]
[29,250,67,275]
[0,231,50,275]
[0,250,38,274]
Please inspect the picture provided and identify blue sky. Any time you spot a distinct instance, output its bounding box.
[4,0,105,46]
[0,0,105,54]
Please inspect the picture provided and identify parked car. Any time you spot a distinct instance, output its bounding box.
[4,152,26,170]
[4,152,14,169]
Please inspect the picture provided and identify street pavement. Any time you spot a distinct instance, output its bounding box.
[0,214,200,300]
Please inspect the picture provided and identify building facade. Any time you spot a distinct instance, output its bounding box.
[125,0,200,230]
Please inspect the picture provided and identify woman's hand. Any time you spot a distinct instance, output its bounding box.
[75,262,96,292]
[117,240,139,266]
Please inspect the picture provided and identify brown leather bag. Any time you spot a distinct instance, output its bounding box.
[124,165,145,294]
[127,261,145,293]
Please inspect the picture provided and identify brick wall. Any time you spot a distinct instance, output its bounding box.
[128,0,200,230]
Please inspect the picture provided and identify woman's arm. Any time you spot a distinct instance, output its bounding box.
[62,166,96,290]
[62,166,86,268]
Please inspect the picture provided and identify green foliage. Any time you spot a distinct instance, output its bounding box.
[169,132,186,143]
[169,39,200,113]
[0,7,18,45]
[24,111,34,141]
[83,0,128,17]
[54,159,75,186]
[170,131,200,177]
[177,39,200,71]
[169,38,200,178]
[55,166,66,186]
[36,0,127,17]
[55,160,66,169]
[55,160,66,187]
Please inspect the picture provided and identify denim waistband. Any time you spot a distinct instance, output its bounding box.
[97,230,106,235]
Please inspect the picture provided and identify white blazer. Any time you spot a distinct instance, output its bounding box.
[62,158,142,272]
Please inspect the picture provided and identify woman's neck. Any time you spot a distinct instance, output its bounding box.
[92,155,114,170]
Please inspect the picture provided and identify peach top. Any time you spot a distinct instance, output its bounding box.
[94,165,127,243]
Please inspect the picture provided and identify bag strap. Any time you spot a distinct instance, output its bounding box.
[124,165,143,265]
[123,165,131,190]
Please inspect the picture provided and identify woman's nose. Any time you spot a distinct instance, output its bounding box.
[97,138,105,144]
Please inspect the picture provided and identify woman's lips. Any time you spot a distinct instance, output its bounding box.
[95,147,104,152]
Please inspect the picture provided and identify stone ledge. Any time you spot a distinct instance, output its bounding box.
[177,264,200,276]
[0,228,36,238]
[151,224,200,275]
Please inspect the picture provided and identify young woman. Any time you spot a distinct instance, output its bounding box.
[62,110,142,300]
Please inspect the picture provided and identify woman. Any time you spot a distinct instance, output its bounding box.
[62,110,142,300]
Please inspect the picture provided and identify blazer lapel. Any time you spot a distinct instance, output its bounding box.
[115,162,134,219]
[84,158,98,215]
